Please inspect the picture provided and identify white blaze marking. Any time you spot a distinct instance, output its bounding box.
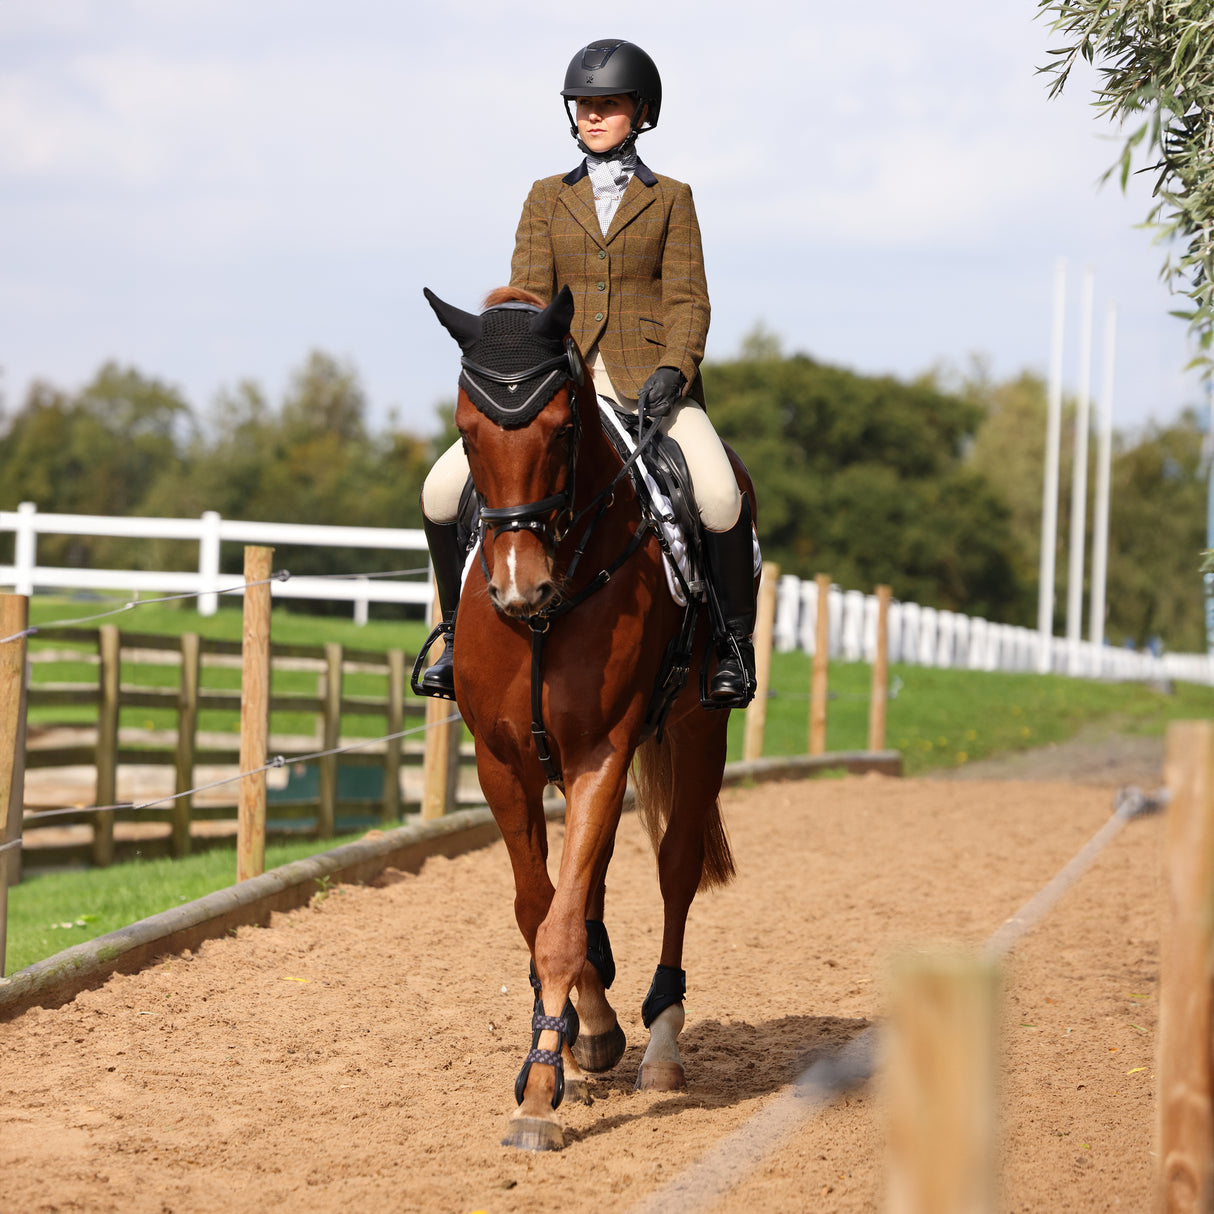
[505,546,521,605]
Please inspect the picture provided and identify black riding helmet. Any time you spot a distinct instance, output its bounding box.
[561,39,662,157]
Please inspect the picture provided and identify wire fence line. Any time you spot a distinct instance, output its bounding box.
[5,711,463,854]
[626,782,1170,1214]
[0,564,432,645]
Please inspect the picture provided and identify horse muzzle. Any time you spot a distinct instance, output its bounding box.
[486,536,560,618]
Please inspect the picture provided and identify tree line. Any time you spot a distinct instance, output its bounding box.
[0,341,1207,650]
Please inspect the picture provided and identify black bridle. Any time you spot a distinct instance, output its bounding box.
[459,337,669,787]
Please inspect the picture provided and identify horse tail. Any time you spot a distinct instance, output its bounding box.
[633,734,736,892]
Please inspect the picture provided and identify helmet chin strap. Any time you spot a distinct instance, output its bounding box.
[565,98,646,159]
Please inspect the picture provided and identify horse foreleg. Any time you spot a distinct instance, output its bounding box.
[473,745,581,1148]
[570,845,627,1073]
[636,813,700,1091]
[506,755,628,1144]
[637,719,730,1092]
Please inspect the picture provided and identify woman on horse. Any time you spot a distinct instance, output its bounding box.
[419,37,757,708]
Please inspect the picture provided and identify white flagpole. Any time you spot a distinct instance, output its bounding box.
[1066,267,1095,674]
[1038,259,1067,674]
[1089,302,1116,658]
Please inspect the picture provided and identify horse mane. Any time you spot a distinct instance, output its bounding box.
[482,286,546,310]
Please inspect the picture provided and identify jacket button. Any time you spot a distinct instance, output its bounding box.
[597,281,606,291]
[594,312,604,322]
[597,249,606,259]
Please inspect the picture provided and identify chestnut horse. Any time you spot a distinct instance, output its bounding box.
[423,284,755,1152]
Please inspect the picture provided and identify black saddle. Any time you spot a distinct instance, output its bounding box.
[599,405,705,602]
[454,404,707,603]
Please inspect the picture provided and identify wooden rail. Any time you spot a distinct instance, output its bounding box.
[17,564,906,868]
[19,623,455,867]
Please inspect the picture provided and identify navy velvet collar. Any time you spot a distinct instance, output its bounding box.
[562,158,658,187]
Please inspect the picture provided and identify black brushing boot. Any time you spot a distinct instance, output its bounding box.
[702,496,757,708]
[418,514,464,699]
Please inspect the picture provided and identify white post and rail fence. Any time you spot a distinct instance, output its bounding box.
[5,503,1207,682]
[1,502,433,621]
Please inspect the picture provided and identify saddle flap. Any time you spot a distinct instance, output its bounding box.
[598,402,704,602]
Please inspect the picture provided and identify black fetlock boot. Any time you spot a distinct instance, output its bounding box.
[418,514,464,699]
[702,496,757,708]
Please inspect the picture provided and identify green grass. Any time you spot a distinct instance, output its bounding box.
[3,831,369,976]
[726,655,1214,773]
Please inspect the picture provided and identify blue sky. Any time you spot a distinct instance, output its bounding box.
[0,1,1202,437]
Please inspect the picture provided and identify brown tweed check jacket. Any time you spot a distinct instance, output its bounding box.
[509,159,710,405]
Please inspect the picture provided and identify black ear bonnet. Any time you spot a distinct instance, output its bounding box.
[423,286,584,429]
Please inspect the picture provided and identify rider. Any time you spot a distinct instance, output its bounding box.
[419,38,756,708]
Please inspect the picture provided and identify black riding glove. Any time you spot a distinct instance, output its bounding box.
[637,366,687,419]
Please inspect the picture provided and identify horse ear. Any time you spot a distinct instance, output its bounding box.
[531,285,575,341]
[423,287,482,352]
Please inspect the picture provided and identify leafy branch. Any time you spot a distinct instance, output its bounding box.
[1037,0,1214,371]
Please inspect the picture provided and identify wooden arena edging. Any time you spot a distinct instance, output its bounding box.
[0,749,900,1022]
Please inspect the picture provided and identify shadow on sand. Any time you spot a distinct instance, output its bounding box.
[564,1012,870,1145]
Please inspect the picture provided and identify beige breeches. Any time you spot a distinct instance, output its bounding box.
[422,348,741,532]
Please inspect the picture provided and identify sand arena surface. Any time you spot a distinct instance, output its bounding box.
[1,742,1167,1212]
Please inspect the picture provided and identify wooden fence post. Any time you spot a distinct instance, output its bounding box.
[319,641,343,838]
[445,707,462,812]
[868,584,891,753]
[92,624,119,868]
[422,699,458,821]
[1158,720,1214,1211]
[421,589,456,820]
[1,595,30,977]
[383,649,404,824]
[885,949,999,1214]
[809,573,831,755]
[743,562,779,762]
[172,631,200,858]
[237,546,273,881]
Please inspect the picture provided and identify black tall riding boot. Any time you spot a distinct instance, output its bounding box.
[419,514,464,699]
[702,496,757,708]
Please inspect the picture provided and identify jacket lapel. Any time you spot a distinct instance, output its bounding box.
[558,176,606,250]
[604,176,656,244]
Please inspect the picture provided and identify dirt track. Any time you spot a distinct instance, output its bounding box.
[0,740,1167,1212]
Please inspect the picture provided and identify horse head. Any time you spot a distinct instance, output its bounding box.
[424,284,589,618]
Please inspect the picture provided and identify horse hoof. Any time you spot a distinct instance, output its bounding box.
[636,1060,687,1092]
[572,1022,627,1073]
[563,1076,594,1105]
[501,1115,564,1152]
